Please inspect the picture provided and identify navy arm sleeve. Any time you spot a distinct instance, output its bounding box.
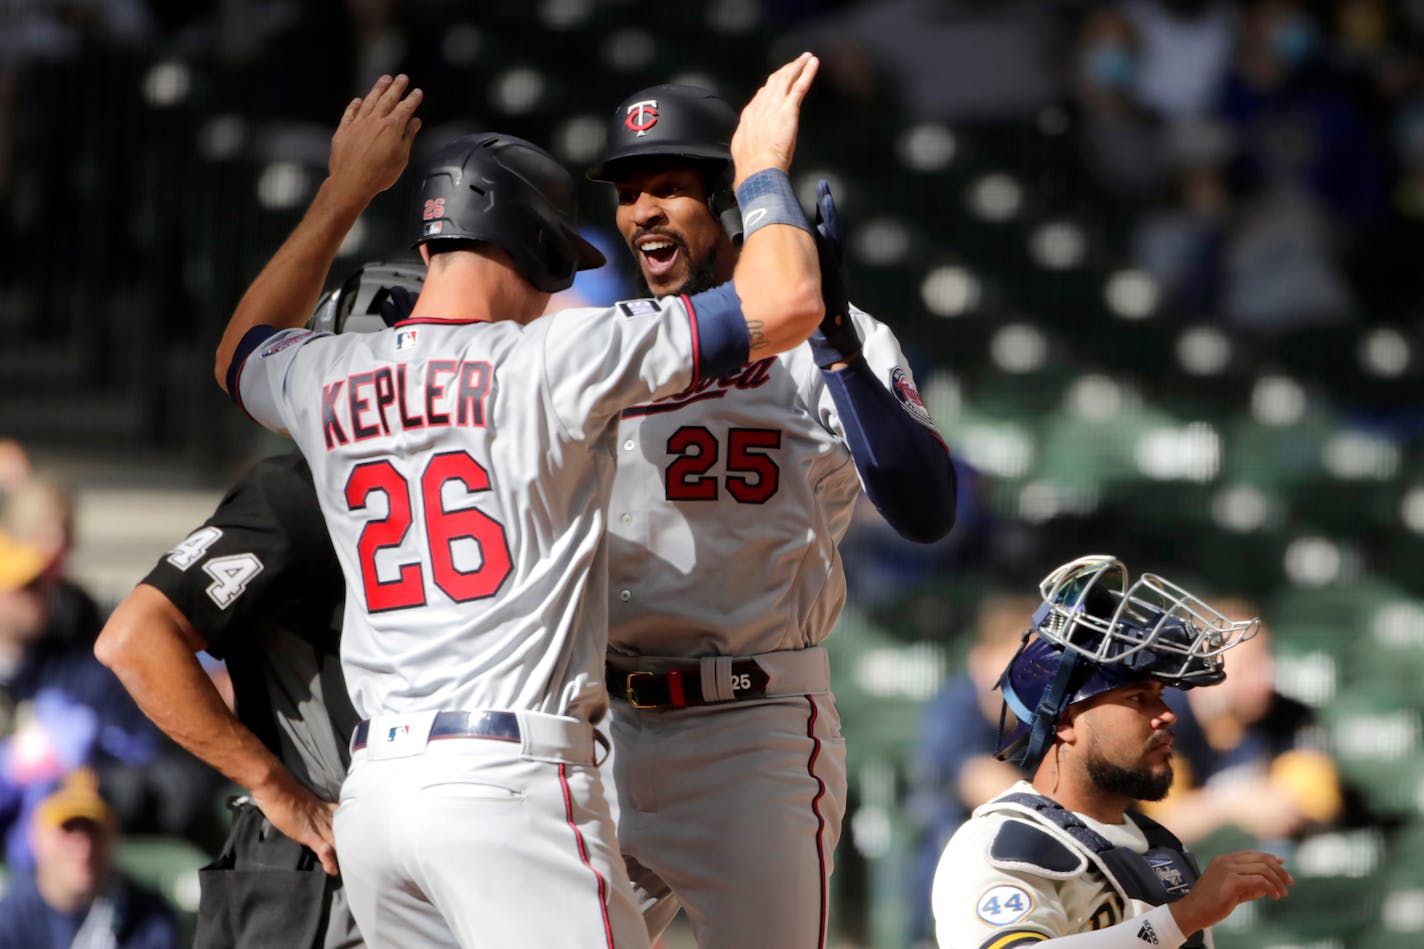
[685,282,750,379]
[824,356,957,543]
[225,324,285,403]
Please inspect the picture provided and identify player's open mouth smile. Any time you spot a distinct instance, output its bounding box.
[636,235,683,280]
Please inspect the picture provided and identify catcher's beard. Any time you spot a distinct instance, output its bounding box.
[1085,748,1174,802]
[635,246,722,298]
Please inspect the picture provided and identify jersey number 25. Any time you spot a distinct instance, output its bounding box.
[345,450,511,612]
[665,426,781,503]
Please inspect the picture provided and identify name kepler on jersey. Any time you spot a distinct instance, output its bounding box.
[318,359,493,450]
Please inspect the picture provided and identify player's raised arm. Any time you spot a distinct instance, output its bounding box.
[727,53,824,359]
[214,74,422,392]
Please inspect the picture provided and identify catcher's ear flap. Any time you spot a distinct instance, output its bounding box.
[708,165,743,244]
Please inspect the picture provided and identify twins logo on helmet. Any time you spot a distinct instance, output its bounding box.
[625,100,659,135]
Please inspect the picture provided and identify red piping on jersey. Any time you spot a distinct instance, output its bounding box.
[804,695,829,949]
[560,763,616,947]
[680,293,702,390]
[393,316,492,326]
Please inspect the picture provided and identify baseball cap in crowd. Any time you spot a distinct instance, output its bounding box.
[0,529,46,593]
[34,768,113,830]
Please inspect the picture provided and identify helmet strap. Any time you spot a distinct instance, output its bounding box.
[1023,648,1083,772]
[708,165,743,244]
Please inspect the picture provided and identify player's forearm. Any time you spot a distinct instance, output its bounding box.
[824,358,956,542]
[95,584,295,798]
[214,178,368,391]
[733,220,822,358]
[943,906,1188,949]
[726,54,823,358]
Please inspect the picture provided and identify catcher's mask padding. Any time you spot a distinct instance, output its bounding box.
[308,261,425,335]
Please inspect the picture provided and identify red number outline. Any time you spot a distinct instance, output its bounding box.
[663,426,783,504]
[346,451,511,612]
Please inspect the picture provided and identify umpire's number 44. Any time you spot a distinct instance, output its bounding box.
[166,527,264,610]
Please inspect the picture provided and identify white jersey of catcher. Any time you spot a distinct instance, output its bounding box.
[607,304,926,657]
[233,296,731,723]
[931,781,1203,949]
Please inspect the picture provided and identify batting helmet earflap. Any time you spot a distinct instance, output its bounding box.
[587,84,743,242]
[994,555,1259,772]
[309,260,425,335]
[413,133,605,293]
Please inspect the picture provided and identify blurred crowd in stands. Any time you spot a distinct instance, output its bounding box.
[3,1,1424,946]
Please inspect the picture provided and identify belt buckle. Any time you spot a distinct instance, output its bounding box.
[625,671,657,709]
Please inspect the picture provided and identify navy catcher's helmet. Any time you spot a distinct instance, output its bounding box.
[309,260,424,335]
[586,84,743,241]
[414,133,605,293]
[995,555,1258,772]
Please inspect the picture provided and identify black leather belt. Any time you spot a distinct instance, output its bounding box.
[350,710,521,751]
[606,659,770,709]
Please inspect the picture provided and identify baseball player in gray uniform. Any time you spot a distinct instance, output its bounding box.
[586,84,959,947]
[931,556,1293,949]
[213,59,827,948]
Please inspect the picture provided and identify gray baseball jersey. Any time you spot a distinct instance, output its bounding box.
[233,297,719,724]
[604,305,936,948]
[931,782,1202,949]
[232,293,748,947]
[607,305,924,656]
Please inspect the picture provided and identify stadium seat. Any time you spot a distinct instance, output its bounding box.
[115,833,210,942]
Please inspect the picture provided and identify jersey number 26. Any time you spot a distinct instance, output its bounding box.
[345,450,511,612]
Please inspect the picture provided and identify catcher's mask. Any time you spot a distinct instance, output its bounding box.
[995,555,1258,772]
[586,83,743,243]
[308,261,424,335]
[413,132,604,293]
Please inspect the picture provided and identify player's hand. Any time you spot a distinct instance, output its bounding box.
[251,776,341,876]
[328,73,423,203]
[1169,850,1292,935]
[808,179,860,368]
[731,52,819,189]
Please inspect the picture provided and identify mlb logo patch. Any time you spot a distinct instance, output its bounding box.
[365,711,439,760]
[423,220,444,237]
[618,298,661,318]
[396,329,418,351]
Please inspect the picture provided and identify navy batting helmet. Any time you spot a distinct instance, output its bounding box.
[414,133,605,293]
[309,260,424,335]
[587,84,743,241]
[995,556,1258,772]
